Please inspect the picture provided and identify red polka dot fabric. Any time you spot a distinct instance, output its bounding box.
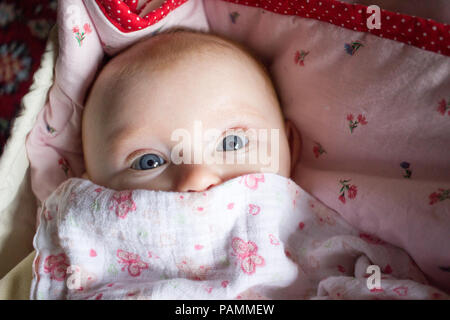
[96,0,188,32]
[95,0,450,56]
[224,0,450,56]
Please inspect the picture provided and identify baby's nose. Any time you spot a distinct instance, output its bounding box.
[175,165,222,193]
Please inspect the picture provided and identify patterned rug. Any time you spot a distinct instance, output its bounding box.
[0,0,56,156]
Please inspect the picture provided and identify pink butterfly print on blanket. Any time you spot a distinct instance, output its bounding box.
[231,237,265,275]
[176,257,211,281]
[109,190,136,219]
[239,174,265,190]
[117,249,149,277]
[43,253,70,281]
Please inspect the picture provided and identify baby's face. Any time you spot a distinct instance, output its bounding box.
[82,34,297,192]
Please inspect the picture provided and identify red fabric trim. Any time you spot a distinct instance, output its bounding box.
[95,0,188,32]
[222,0,450,56]
[94,0,449,56]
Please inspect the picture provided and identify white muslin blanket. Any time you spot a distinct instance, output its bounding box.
[30,174,448,300]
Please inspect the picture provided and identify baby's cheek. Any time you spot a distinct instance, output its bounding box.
[264,133,291,176]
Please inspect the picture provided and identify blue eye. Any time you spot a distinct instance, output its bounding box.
[131,153,166,170]
[217,134,249,151]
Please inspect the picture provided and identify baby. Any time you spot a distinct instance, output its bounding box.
[31,30,446,300]
[81,28,301,192]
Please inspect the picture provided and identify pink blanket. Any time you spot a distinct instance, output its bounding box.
[25,0,450,294]
[31,174,449,300]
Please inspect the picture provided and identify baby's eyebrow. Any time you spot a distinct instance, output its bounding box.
[104,102,270,154]
[212,102,271,123]
[105,125,151,155]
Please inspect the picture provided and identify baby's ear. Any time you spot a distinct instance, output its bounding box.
[284,119,302,177]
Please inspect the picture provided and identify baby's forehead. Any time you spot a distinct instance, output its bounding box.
[83,30,281,135]
[102,30,269,86]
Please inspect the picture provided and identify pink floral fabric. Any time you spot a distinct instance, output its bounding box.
[30,174,448,300]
